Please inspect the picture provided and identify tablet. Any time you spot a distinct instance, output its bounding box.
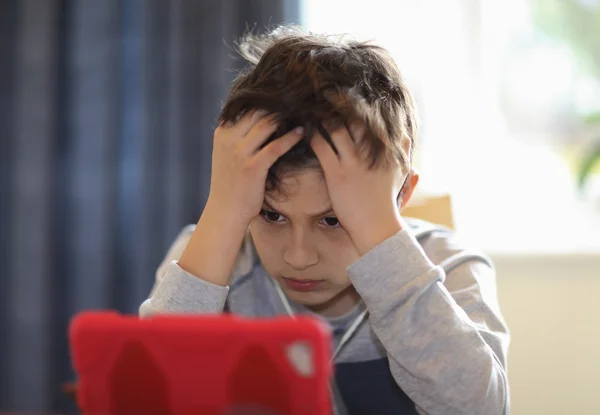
[69,311,332,415]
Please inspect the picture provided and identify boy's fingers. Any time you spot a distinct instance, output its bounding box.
[328,125,359,161]
[241,114,280,155]
[256,127,304,167]
[310,133,339,171]
[347,122,366,146]
[231,109,270,137]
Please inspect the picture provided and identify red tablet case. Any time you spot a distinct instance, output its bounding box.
[69,312,332,415]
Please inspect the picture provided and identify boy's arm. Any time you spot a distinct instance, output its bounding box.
[347,230,510,415]
[140,111,304,318]
[139,223,234,317]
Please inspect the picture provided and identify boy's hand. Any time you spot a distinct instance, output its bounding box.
[310,124,406,256]
[206,111,304,227]
[178,111,303,286]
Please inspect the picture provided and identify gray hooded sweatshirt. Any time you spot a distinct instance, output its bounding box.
[140,218,510,415]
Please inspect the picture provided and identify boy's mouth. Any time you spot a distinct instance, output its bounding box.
[281,277,323,292]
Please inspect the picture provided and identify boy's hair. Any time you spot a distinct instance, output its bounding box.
[219,25,418,193]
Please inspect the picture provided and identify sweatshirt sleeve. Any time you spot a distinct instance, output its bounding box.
[138,225,230,317]
[346,229,510,415]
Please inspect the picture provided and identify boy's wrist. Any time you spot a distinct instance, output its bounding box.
[178,201,251,287]
[349,210,404,256]
[202,197,253,231]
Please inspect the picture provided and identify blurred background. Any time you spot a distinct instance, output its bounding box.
[1,0,599,414]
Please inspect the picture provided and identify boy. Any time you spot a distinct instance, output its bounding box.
[140,25,509,415]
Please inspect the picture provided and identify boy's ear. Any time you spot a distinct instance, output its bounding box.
[398,170,419,210]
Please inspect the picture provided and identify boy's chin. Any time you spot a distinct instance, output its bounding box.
[283,288,336,307]
[282,285,359,317]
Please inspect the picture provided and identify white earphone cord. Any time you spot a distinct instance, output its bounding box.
[273,281,368,361]
[274,281,364,415]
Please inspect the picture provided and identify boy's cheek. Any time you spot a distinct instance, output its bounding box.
[249,225,282,254]
[248,227,283,270]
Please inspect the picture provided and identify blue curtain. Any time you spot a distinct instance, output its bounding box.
[0,0,299,412]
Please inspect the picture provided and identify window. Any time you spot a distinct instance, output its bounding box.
[302,0,600,254]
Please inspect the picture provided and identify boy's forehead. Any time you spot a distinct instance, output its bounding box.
[264,170,332,212]
[267,169,326,196]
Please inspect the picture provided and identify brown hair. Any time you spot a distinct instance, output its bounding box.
[219,25,419,193]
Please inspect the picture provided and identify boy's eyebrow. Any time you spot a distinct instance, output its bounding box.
[262,200,335,218]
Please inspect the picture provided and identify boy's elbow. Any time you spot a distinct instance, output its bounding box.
[138,299,156,319]
[474,362,510,415]
[443,357,509,415]
[495,370,510,415]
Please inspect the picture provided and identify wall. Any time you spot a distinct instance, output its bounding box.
[494,253,600,415]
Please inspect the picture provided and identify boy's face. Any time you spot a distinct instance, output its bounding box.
[249,168,362,317]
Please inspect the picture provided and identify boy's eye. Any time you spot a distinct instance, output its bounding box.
[260,210,285,223]
[321,217,340,228]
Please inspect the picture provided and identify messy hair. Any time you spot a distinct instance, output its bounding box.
[219,25,419,193]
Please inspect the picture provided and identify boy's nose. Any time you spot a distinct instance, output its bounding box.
[283,234,318,270]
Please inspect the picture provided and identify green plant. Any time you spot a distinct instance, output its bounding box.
[577,144,600,189]
[577,112,600,190]
[531,0,600,191]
